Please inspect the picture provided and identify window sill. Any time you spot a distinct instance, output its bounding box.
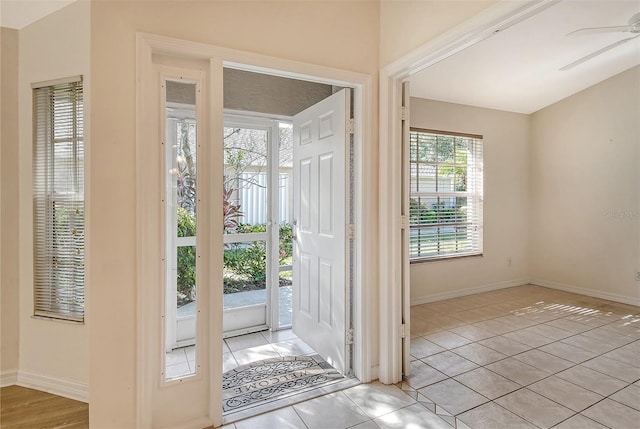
[32,315,85,325]
[410,253,483,264]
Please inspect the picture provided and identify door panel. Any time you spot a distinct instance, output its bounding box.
[292,88,350,374]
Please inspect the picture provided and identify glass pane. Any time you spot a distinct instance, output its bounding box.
[279,123,293,224]
[409,196,437,226]
[456,197,468,223]
[436,167,455,193]
[223,239,267,308]
[410,163,436,193]
[177,245,196,305]
[437,135,454,163]
[409,225,439,258]
[223,127,268,231]
[417,132,437,162]
[279,268,293,327]
[455,138,469,163]
[436,196,457,224]
[278,220,293,327]
[223,125,269,319]
[278,122,293,327]
[455,167,468,192]
[165,80,197,380]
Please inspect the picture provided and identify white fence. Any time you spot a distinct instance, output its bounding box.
[238,172,292,225]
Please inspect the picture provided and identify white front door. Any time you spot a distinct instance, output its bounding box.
[292,88,351,374]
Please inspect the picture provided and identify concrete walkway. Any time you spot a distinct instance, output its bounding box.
[177,285,293,326]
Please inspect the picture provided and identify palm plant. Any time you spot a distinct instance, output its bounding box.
[223,185,242,231]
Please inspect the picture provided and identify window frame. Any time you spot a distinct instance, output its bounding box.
[408,127,483,262]
[32,76,85,322]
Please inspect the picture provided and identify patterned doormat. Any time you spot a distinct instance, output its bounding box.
[222,354,344,412]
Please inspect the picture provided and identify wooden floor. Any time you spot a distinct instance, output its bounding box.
[0,385,88,429]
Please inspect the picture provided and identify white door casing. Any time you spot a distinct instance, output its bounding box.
[292,88,351,375]
[378,0,550,385]
[138,33,373,428]
[401,81,411,376]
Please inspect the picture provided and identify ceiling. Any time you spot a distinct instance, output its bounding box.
[1,0,77,29]
[408,0,640,114]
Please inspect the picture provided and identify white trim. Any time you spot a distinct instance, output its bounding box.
[224,108,293,122]
[369,365,379,382]
[383,0,559,78]
[160,66,206,358]
[157,417,212,429]
[137,32,372,428]
[209,56,224,428]
[16,371,88,403]
[31,75,83,89]
[379,0,559,385]
[1,370,18,387]
[410,279,530,306]
[531,279,640,307]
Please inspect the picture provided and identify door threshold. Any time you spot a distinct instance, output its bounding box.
[222,376,360,425]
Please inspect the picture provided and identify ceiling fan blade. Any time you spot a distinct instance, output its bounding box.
[567,25,633,36]
[560,35,640,71]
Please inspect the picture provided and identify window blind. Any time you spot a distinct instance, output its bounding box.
[33,78,85,321]
[409,129,483,261]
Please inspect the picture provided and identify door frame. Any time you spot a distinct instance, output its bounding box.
[137,33,374,428]
[378,0,559,384]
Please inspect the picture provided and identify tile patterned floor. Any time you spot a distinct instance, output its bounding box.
[222,284,640,429]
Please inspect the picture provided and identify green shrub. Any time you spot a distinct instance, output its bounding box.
[278,223,293,262]
[177,208,196,303]
[223,222,294,285]
[175,213,294,294]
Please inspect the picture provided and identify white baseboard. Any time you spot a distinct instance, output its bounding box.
[17,371,88,403]
[411,278,530,306]
[160,417,212,429]
[1,370,18,387]
[369,365,379,383]
[530,278,640,307]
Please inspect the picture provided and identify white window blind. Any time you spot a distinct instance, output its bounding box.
[409,129,483,261]
[33,77,85,321]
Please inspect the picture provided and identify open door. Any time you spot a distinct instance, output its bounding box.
[292,88,351,375]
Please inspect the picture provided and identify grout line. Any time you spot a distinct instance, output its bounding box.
[409,288,639,428]
[290,401,311,429]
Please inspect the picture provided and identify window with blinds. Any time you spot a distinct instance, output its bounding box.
[409,129,483,261]
[33,77,85,322]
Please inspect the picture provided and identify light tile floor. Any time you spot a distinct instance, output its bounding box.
[166,328,316,379]
[222,284,640,429]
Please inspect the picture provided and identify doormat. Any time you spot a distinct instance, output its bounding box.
[222,354,343,412]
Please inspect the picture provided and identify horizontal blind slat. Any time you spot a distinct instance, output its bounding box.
[33,79,84,322]
[409,129,483,260]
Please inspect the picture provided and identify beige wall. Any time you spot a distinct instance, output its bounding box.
[90,1,379,427]
[409,98,530,302]
[379,0,497,66]
[530,66,640,303]
[1,27,20,378]
[17,1,90,391]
